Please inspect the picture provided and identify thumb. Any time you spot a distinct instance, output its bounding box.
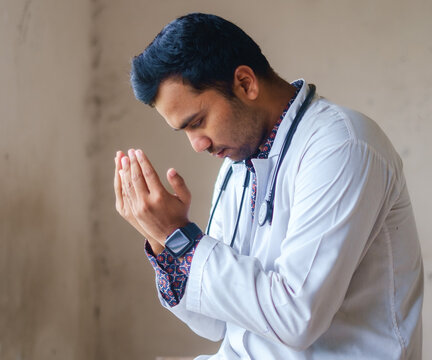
[167,168,191,205]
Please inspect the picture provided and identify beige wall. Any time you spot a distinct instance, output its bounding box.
[1,0,431,359]
[0,0,95,359]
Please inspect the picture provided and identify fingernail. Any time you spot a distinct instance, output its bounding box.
[121,157,128,168]
[136,149,143,160]
[128,149,136,159]
[116,151,122,157]
[168,168,177,177]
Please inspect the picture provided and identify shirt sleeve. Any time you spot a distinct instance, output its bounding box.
[145,234,202,307]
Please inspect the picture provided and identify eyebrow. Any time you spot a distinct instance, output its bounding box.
[174,112,201,131]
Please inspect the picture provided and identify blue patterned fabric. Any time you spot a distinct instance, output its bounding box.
[145,233,202,307]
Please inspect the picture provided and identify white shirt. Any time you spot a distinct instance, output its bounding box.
[157,80,423,359]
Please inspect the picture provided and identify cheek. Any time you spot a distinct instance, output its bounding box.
[209,100,248,144]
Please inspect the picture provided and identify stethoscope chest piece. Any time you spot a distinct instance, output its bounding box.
[258,200,272,226]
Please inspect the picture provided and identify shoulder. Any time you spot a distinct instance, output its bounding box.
[300,97,402,170]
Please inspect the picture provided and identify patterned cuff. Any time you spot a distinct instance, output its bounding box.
[145,233,203,307]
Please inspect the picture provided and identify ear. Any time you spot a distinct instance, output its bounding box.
[232,65,259,101]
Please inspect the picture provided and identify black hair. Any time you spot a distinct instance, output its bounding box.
[130,13,273,106]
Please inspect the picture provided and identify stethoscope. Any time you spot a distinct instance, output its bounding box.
[206,84,316,247]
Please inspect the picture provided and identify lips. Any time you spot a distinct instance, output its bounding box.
[215,148,225,158]
[212,147,232,158]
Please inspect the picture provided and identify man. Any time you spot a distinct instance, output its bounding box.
[114,13,423,359]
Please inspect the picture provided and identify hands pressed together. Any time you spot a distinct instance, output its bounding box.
[114,149,191,254]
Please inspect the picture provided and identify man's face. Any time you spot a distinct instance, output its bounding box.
[154,78,267,161]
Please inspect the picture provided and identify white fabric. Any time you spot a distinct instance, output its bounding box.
[158,80,423,359]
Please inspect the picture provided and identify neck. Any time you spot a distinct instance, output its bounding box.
[259,76,298,142]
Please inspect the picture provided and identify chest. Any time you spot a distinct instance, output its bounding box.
[216,158,297,271]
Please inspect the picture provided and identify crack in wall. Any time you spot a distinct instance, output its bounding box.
[17,0,31,43]
[86,0,106,358]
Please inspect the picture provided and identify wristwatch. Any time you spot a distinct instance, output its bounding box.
[165,222,202,258]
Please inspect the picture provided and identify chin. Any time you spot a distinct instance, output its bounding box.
[229,149,255,162]
[228,155,243,162]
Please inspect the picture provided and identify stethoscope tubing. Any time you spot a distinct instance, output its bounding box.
[259,84,316,226]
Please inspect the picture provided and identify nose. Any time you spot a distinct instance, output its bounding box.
[187,132,212,153]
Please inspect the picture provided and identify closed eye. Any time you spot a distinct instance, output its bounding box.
[190,117,204,129]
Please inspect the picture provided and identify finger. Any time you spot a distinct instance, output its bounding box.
[167,168,191,205]
[122,185,134,213]
[114,151,125,209]
[135,149,163,193]
[128,149,149,195]
[120,156,137,202]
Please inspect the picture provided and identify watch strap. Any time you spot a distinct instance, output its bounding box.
[180,222,202,240]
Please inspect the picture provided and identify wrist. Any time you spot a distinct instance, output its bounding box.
[164,220,190,240]
[165,222,202,259]
[147,239,164,255]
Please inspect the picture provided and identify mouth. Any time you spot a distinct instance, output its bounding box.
[214,148,228,158]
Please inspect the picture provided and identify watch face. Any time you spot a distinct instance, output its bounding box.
[166,229,192,257]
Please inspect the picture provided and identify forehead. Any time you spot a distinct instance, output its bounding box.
[154,79,202,127]
[154,78,234,130]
